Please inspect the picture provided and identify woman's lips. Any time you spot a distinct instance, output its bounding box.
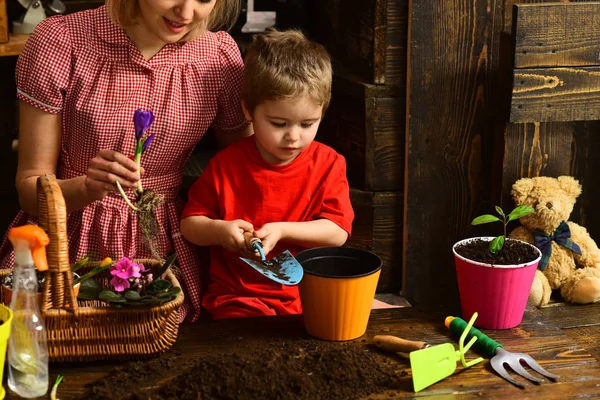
[164,17,186,33]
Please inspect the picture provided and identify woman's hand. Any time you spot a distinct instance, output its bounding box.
[253,223,285,257]
[85,150,141,200]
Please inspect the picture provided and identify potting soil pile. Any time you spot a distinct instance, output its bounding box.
[81,340,403,400]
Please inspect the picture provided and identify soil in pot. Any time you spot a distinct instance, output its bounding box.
[455,238,538,265]
[3,271,80,305]
[80,339,405,400]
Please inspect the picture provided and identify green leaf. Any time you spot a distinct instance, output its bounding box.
[124,290,142,301]
[77,291,100,301]
[507,205,535,222]
[142,297,164,304]
[153,253,177,279]
[471,214,501,225]
[70,253,97,272]
[157,290,176,299]
[77,279,102,300]
[80,278,101,291]
[74,264,111,285]
[147,279,172,293]
[99,290,126,303]
[495,206,505,218]
[490,236,505,254]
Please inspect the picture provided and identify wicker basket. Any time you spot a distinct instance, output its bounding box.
[0,174,184,362]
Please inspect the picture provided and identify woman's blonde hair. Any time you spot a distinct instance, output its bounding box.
[105,0,241,39]
[242,29,332,116]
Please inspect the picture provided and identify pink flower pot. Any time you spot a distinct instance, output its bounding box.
[453,237,541,330]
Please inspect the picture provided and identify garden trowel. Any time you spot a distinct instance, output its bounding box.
[239,232,303,285]
[373,313,483,392]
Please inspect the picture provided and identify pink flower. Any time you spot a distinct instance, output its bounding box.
[110,276,130,292]
[137,262,147,273]
[110,257,143,279]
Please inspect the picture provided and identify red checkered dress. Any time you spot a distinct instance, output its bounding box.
[0,6,249,322]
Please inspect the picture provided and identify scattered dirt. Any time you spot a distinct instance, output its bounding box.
[455,238,538,265]
[80,340,405,400]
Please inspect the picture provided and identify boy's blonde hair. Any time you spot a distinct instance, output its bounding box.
[242,29,332,116]
[105,0,240,39]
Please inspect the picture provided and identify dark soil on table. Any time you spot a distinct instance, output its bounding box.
[455,238,538,265]
[80,339,405,400]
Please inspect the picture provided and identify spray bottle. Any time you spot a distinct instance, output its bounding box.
[6,225,50,398]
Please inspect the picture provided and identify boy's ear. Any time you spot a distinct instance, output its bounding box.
[241,101,252,121]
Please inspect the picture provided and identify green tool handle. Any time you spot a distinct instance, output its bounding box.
[446,317,503,358]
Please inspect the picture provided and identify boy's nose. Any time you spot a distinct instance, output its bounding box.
[285,129,300,142]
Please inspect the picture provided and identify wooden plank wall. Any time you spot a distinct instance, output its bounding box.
[313,0,408,292]
[500,1,600,243]
[311,0,405,85]
[403,0,503,308]
[0,58,20,234]
[404,0,600,310]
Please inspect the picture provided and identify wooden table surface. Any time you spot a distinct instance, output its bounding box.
[5,306,600,399]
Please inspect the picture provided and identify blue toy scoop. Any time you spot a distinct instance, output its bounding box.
[239,232,303,285]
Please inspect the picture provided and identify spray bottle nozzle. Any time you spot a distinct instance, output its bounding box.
[7,225,50,271]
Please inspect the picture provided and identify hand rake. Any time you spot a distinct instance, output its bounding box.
[446,313,559,387]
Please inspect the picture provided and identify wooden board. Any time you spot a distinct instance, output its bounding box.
[348,189,403,293]
[541,302,600,362]
[0,0,7,44]
[512,2,600,69]
[509,3,600,122]
[20,307,600,399]
[403,0,502,310]
[510,66,600,123]
[318,72,405,191]
[0,34,28,57]
[310,0,407,85]
[510,2,600,123]
[498,1,600,247]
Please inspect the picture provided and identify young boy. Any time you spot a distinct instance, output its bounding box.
[180,29,354,319]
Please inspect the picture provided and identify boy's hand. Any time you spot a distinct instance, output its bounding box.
[253,223,284,257]
[219,219,255,256]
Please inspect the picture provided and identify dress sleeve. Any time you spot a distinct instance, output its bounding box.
[16,16,72,114]
[317,155,354,235]
[182,158,221,220]
[211,31,250,133]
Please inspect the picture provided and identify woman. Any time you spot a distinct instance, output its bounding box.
[0,0,252,322]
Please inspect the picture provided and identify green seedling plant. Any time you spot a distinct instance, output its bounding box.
[50,375,64,400]
[471,205,535,254]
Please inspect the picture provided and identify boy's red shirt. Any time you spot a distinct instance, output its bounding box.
[182,136,354,319]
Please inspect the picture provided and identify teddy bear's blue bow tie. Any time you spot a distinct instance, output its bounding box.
[534,221,582,271]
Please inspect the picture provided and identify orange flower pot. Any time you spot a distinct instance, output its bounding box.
[296,247,382,341]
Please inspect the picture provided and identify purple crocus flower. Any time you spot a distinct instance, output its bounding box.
[110,276,130,292]
[142,133,155,153]
[133,109,154,140]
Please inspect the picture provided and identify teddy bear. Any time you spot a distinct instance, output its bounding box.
[509,176,600,307]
